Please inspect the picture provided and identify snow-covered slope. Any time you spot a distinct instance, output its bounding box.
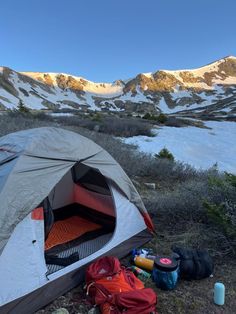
[0,56,236,115]
[124,121,236,173]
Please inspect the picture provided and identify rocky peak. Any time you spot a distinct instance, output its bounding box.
[0,57,235,115]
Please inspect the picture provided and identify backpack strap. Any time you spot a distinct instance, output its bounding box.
[121,267,133,287]
[86,282,113,303]
[121,266,144,290]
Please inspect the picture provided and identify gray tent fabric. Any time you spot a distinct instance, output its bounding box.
[0,127,147,254]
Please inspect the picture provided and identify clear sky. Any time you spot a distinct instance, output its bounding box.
[1,0,235,82]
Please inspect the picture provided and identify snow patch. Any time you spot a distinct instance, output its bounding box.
[171,90,192,100]
[48,112,74,117]
[81,92,99,110]
[118,90,152,103]
[123,121,236,173]
[0,88,18,109]
[8,72,46,109]
[142,72,153,78]
[157,97,210,113]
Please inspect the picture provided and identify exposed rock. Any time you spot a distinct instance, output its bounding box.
[218,57,236,77]
[0,68,19,98]
[44,74,54,86]
[19,87,29,97]
[179,71,202,84]
[144,183,156,190]
[93,124,100,132]
[42,100,60,110]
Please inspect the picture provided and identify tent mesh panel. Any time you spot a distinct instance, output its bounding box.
[46,233,112,275]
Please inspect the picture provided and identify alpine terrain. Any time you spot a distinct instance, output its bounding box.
[0,56,236,118]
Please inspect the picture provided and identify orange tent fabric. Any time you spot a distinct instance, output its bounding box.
[74,184,115,217]
[31,207,44,220]
[45,216,102,250]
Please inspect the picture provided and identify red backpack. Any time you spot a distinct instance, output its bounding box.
[85,256,158,314]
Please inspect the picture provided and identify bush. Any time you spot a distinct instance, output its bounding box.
[155,147,174,161]
[62,116,154,137]
[115,150,198,183]
[157,113,167,123]
[91,113,102,122]
[203,201,236,239]
[0,112,56,136]
[31,111,54,121]
[143,113,167,123]
[99,117,153,137]
[143,113,152,120]
[225,172,236,188]
[42,114,154,138]
[202,172,236,253]
[144,178,209,219]
[144,170,236,256]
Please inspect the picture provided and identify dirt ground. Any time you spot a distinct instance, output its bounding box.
[156,261,236,314]
[36,255,236,314]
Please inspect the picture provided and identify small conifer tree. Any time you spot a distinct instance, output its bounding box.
[155,147,174,161]
[17,100,30,113]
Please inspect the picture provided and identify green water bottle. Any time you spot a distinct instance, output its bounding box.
[131,266,151,279]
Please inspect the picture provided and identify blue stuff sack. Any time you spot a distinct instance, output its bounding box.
[152,256,179,290]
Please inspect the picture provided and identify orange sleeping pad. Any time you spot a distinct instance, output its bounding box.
[45,216,102,250]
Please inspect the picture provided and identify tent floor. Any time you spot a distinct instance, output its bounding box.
[46,232,113,275]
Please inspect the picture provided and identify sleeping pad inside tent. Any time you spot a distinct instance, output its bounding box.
[42,164,116,274]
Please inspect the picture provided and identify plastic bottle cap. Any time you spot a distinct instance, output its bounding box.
[154,256,178,271]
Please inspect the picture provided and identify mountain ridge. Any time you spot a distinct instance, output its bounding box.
[0,56,236,116]
[9,55,236,83]
[15,56,234,84]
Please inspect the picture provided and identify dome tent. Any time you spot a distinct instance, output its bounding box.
[0,127,154,313]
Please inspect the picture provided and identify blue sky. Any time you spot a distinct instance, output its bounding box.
[1,0,235,82]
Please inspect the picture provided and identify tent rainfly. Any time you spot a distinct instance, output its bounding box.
[0,127,154,313]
